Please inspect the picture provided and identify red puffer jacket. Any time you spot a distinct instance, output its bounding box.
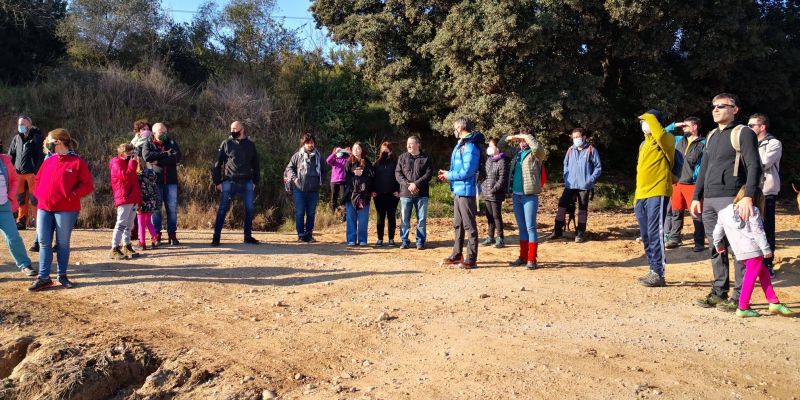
[109,156,141,207]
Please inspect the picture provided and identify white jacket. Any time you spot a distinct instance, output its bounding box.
[712,204,771,261]
[758,134,781,196]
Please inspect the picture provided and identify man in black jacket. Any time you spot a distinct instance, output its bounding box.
[395,136,433,249]
[211,121,261,246]
[8,115,44,230]
[143,122,182,245]
[691,93,761,311]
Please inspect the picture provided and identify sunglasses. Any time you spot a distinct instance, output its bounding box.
[712,104,735,110]
[747,123,763,128]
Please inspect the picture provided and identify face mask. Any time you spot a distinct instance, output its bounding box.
[573,138,584,148]
[519,142,530,150]
[157,132,169,141]
[231,130,242,139]
[18,125,27,135]
[46,142,56,153]
[486,147,496,156]
[381,150,390,159]
[641,121,651,135]
[140,130,152,139]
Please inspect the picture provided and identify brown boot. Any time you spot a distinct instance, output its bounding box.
[124,244,140,258]
[109,246,128,260]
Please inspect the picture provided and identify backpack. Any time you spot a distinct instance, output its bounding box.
[706,125,746,176]
[469,131,488,184]
[566,144,593,162]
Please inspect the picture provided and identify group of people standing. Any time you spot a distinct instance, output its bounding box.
[632,93,793,318]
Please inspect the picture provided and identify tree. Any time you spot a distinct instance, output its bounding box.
[311,0,800,149]
[57,0,165,67]
[0,0,67,84]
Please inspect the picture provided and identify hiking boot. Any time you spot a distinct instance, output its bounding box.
[574,232,586,243]
[716,298,738,312]
[480,237,495,246]
[768,303,796,317]
[736,308,760,318]
[124,244,140,258]
[28,242,39,252]
[109,246,128,260]
[58,275,75,289]
[375,239,384,246]
[639,272,666,287]
[494,237,505,248]
[692,245,705,253]
[399,241,410,249]
[665,240,681,249]
[458,260,477,269]
[169,234,180,245]
[543,232,563,241]
[16,218,26,230]
[416,242,425,250]
[20,266,37,277]
[441,254,463,266]
[306,235,318,243]
[244,236,260,244]
[508,258,525,267]
[525,261,537,270]
[28,277,53,291]
[387,239,396,247]
[695,293,726,308]
[211,239,220,247]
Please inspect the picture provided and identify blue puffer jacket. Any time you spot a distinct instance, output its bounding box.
[447,132,481,197]
[563,144,602,190]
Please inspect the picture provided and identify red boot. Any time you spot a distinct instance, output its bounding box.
[527,242,538,270]
[509,240,528,266]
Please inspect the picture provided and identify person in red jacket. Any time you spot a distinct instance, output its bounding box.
[29,129,94,291]
[0,153,36,276]
[109,143,142,260]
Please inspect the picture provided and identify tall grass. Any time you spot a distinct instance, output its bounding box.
[0,65,303,230]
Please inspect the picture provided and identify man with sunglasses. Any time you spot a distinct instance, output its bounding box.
[748,113,781,277]
[691,93,761,311]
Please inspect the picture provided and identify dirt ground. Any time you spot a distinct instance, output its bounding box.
[1,202,799,399]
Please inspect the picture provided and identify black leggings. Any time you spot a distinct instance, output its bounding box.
[374,193,399,240]
[484,199,504,238]
[331,182,345,213]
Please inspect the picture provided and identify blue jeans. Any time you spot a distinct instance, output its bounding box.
[634,196,669,277]
[292,188,319,239]
[513,194,539,242]
[36,209,79,278]
[346,199,370,244]
[0,206,32,269]
[399,197,428,244]
[153,183,178,234]
[213,180,255,238]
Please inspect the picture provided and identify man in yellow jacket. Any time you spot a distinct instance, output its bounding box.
[634,109,675,287]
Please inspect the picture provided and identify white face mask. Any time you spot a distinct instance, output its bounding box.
[641,121,651,135]
[486,146,496,156]
[573,138,584,148]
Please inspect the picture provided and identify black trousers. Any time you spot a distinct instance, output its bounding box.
[484,199,504,238]
[330,182,345,213]
[374,193,399,241]
[555,189,591,232]
[764,195,777,268]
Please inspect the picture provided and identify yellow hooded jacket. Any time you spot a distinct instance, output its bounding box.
[635,113,675,201]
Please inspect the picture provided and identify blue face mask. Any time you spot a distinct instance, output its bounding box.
[17,125,27,135]
[573,138,584,148]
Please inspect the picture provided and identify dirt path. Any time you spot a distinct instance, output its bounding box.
[1,210,798,399]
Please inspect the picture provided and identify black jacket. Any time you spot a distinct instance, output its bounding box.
[675,135,705,184]
[8,127,44,174]
[344,159,374,206]
[373,159,399,194]
[142,138,182,185]
[213,136,260,185]
[693,122,760,200]
[480,153,509,201]
[395,152,433,198]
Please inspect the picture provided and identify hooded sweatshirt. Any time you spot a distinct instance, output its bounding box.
[635,113,674,200]
[758,133,781,196]
[712,204,771,261]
